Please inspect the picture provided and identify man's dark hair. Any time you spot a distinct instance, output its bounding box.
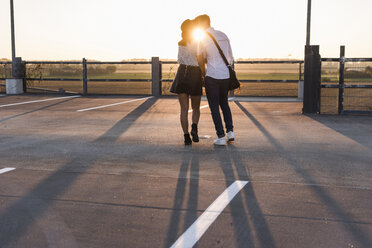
[195,14,211,26]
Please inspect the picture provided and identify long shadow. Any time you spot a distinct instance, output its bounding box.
[251,101,372,151]
[183,151,200,230]
[235,101,372,247]
[229,144,278,248]
[164,150,200,248]
[215,146,275,248]
[0,98,76,123]
[307,114,372,150]
[0,97,157,247]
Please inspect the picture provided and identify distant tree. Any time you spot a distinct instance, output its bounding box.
[365,66,372,75]
[48,64,81,77]
[345,67,370,79]
[106,66,117,73]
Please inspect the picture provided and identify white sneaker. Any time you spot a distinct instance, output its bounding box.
[227,131,235,142]
[214,137,226,146]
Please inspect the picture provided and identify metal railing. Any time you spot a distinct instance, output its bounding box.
[162,60,304,98]
[161,60,303,83]
[320,47,372,114]
[0,61,12,92]
[1,58,304,97]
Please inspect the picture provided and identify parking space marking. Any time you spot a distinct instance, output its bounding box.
[170,180,248,248]
[188,105,209,113]
[188,97,235,113]
[0,167,15,174]
[76,96,154,112]
[0,95,81,108]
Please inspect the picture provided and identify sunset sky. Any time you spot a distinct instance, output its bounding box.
[0,0,371,60]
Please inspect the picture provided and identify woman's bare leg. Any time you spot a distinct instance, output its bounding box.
[190,95,201,124]
[178,93,190,134]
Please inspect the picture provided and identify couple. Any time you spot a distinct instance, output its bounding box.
[170,14,235,146]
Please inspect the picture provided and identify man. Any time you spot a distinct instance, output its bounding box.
[195,14,234,146]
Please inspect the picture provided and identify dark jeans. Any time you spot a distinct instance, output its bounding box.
[205,76,233,138]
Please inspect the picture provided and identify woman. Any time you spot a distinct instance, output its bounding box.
[170,19,203,145]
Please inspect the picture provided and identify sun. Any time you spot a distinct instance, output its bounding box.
[193,28,205,41]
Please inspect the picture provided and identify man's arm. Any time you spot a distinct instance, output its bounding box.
[227,39,234,65]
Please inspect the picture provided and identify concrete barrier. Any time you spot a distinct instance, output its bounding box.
[298,80,304,100]
[6,79,24,94]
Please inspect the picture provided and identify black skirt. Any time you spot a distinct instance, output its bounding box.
[170,64,203,96]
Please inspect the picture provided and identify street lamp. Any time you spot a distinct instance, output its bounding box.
[306,0,312,46]
[10,0,16,61]
[9,0,24,93]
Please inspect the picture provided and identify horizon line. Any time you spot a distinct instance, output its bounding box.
[0,57,304,62]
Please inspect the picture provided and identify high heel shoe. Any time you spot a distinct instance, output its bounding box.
[190,123,199,143]
[184,133,192,145]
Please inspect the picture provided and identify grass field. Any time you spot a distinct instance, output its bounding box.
[20,80,298,97]
[19,62,304,97]
[320,88,372,114]
[0,81,5,94]
[1,62,371,112]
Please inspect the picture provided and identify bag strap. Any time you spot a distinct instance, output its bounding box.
[206,32,231,68]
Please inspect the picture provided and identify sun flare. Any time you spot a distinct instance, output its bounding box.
[193,28,205,42]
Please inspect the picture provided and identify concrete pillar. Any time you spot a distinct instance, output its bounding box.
[151,57,161,96]
[6,78,24,94]
[298,80,304,100]
[303,45,321,113]
[7,57,25,94]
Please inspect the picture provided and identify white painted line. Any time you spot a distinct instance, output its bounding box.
[188,105,209,113]
[0,167,16,174]
[170,180,248,248]
[0,95,81,108]
[199,135,211,139]
[77,96,154,112]
[188,97,235,113]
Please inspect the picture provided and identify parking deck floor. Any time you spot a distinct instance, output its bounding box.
[0,94,371,248]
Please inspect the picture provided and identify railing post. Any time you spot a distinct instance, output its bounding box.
[6,57,25,94]
[338,46,345,114]
[151,57,161,96]
[303,45,321,113]
[298,62,304,100]
[82,58,87,95]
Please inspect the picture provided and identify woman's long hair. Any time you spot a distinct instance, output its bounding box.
[178,19,194,46]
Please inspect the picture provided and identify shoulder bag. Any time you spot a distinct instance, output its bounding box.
[206,32,240,90]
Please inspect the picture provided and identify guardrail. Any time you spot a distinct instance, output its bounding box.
[320,47,372,114]
[1,58,304,97]
[161,60,303,83]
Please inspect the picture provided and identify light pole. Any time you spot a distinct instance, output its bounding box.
[10,0,16,61]
[306,0,312,46]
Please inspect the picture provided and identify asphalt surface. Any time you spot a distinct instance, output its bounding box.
[0,94,371,248]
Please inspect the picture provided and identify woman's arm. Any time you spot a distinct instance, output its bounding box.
[196,41,206,77]
[197,54,206,77]
[177,46,182,64]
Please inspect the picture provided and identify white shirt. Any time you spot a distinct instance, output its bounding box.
[177,41,199,66]
[198,27,234,80]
